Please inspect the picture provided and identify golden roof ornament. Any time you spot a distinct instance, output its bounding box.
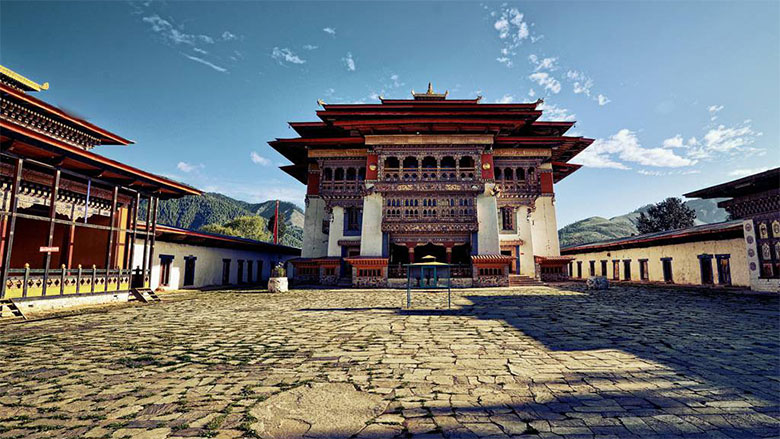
[0,65,49,92]
[412,82,448,100]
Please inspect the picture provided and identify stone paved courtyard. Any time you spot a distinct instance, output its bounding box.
[1,285,779,439]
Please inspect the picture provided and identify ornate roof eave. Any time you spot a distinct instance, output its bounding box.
[1,83,132,145]
[0,65,49,92]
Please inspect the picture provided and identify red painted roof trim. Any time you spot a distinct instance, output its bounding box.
[1,84,132,145]
[1,120,201,196]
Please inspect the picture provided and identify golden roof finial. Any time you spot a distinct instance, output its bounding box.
[317,99,326,107]
[0,65,49,92]
[427,82,434,94]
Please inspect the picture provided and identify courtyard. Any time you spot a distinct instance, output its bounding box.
[0,285,778,439]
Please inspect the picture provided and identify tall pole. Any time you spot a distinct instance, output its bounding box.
[141,195,152,287]
[41,169,60,296]
[104,186,118,292]
[0,158,23,299]
[147,196,159,286]
[274,200,279,245]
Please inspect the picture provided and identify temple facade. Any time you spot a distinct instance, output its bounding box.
[272,85,593,287]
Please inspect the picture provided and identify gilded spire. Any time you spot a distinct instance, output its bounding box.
[412,82,448,100]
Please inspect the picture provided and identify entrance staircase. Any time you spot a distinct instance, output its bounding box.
[0,299,27,320]
[130,288,161,303]
[509,275,544,287]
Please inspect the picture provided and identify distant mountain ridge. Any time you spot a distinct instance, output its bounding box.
[559,198,728,248]
[144,193,304,247]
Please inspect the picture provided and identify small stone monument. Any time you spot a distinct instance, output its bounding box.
[268,262,288,293]
[586,276,610,290]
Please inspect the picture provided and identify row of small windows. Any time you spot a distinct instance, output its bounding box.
[383,156,475,169]
[757,220,780,240]
[478,268,504,276]
[571,254,732,285]
[385,208,474,218]
[357,268,382,277]
[386,198,473,207]
[494,167,535,181]
[322,167,366,181]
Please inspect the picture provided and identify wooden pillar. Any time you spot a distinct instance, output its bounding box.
[147,196,159,287]
[445,246,453,264]
[141,195,152,287]
[104,186,118,292]
[41,169,61,296]
[126,192,139,272]
[407,245,415,264]
[0,158,23,299]
[65,202,76,268]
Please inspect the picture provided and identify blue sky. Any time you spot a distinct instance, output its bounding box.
[1,1,778,227]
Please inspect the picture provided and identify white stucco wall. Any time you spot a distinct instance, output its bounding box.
[499,205,536,276]
[742,219,780,292]
[360,191,384,256]
[132,240,297,291]
[564,237,749,287]
[476,184,500,255]
[530,196,560,257]
[327,206,345,257]
[301,196,328,258]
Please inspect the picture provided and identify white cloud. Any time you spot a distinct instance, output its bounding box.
[323,27,336,35]
[728,167,771,178]
[529,54,557,71]
[492,7,536,67]
[250,152,271,166]
[495,94,514,104]
[496,57,513,67]
[221,31,237,41]
[192,47,208,55]
[662,134,684,149]
[342,52,355,71]
[182,54,228,72]
[528,72,561,94]
[537,101,575,121]
[272,47,305,65]
[303,44,318,50]
[702,122,760,153]
[388,74,403,88]
[708,104,724,121]
[142,15,198,45]
[597,94,610,106]
[573,129,696,170]
[177,161,204,173]
[527,88,536,98]
[198,34,214,44]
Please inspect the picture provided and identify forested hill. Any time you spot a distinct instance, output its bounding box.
[558,198,728,248]
[140,193,305,247]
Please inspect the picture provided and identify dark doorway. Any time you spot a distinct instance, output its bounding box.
[414,243,446,263]
[222,259,231,285]
[699,255,714,285]
[662,258,673,283]
[183,257,196,287]
[716,255,731,285]
[237,260,244,284]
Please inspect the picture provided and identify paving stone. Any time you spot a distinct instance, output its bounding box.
[0,286,777,438]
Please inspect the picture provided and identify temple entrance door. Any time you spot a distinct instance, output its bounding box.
[501,250,515,273]
[414,243,446,263]
[341,247,360,278]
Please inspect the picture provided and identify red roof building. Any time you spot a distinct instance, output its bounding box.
[271,84,593,287]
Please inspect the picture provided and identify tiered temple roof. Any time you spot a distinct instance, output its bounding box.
[270,85,592,184]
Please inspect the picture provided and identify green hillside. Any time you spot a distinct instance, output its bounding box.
[559,198,727,248]
[140,193,304,248]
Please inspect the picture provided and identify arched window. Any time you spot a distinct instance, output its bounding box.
[334,168,345,180]
[403,156,419,169]
[323,168,332,180]
[346,168,356,180]
[528,167,535,181]
[384,156,400,169]
[441,156,456,169]
[422,156,437,169]
[504,168,514,180]
[495,168,502,179]
[459,156,475,168]
[516,168,525,180]
[358,167,366,181]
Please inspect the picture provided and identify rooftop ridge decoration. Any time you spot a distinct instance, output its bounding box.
[411,82,448,100]
[0,65,49,92]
